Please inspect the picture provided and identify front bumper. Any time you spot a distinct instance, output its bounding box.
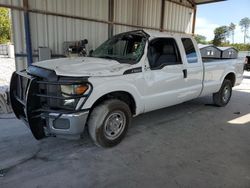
[46,111,89,135]
[9,69,92,139]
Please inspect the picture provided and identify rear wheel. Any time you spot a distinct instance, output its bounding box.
[213,79,232,107]
[88,99,131,147]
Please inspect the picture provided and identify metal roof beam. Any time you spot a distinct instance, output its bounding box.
[108,0,114,39]
[195,0,226,5]
[160,0,166,32]
[186,0,196,7]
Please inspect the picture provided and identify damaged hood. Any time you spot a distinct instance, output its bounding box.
[33,57,132,77]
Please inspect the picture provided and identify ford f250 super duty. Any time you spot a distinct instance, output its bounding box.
[10,30,244,147]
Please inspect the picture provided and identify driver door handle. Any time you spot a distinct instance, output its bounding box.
[183,69,187,78]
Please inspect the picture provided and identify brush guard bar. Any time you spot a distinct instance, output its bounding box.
[10,70,92,139]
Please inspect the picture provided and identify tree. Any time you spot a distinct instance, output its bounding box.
[0,8,11,44]
[213,26,229,46]
[228,22,236,44]
[239,17,250,44]
[194,34,207,44]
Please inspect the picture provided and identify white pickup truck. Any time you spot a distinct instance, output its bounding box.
[10,30,244,147]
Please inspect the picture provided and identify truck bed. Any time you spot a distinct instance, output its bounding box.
[202,57,244,63]
[200,57,244,97]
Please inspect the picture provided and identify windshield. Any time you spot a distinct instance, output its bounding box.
[91,32,147,64]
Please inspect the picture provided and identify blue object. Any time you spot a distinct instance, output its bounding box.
[24,11,33,66]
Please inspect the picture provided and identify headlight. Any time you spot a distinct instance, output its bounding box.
[74,85,89,95]
[61,84,89,96]
[61,84,89,107]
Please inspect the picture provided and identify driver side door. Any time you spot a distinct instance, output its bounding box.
[142,37,188,113]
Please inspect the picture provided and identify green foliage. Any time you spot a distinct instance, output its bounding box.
[239,17,250,44]
[198,17,250,47]
[0,8,11,44]
[213,26,229,46]
[203,41,250,51]
[218,42,250,51]
[227,43,250,51]
[194,34,207,44]
[228,22,236,43]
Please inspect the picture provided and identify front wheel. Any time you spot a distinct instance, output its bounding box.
[213,79,232,107]
[88,99,131,147]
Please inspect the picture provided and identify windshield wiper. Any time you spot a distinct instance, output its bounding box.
[96,55,115,60]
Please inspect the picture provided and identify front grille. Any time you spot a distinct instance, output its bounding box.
[10,69,93,121]
[10,68,92,140]
[37,81,64,110]
[35,80,84,111]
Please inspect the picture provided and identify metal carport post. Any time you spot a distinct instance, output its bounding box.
[23,0,33,66]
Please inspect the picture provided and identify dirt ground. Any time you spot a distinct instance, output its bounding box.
[0,71,249,188]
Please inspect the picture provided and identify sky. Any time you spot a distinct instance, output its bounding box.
[195,0,250,43]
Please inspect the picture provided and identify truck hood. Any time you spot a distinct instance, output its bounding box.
[33,57,132,77]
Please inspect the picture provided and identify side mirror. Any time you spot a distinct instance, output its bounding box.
[89,50,94,57]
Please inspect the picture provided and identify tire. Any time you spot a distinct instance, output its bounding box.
[213,79,232,107]
[88,99,132,148]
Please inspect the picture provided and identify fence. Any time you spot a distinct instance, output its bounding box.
[0,44,15,58]
[0,45,8,56]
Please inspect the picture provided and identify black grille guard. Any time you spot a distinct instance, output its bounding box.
[9,68,93,140]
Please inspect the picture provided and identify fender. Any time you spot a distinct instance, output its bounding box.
[220,59,244,87]
[79,78,144,115]
[219,62,236,86]
[211,70,236,95]
[220,71,236,84]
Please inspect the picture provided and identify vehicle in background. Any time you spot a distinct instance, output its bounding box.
[245,56,250,71]
[10,30,244,147]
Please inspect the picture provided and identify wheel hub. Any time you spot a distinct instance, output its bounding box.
[104,111,126,140]
[222,86,231,102]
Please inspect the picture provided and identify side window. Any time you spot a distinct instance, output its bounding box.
[148,38,182,69]
[181,38,198,64]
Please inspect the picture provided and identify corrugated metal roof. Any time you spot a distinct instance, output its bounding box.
[194,0,226,5]
[198,45,238,53]
[198,44,214,49]
[12,0,109,56]
[113,0,194,34]
[164,1,194,33]
[217,47,238,51]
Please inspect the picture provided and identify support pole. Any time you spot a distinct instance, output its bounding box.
[108,0,114,39]
[160,0,166,32]
[192,5,197,35]
[23,0,33,65]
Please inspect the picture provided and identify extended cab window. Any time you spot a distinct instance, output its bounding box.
[148,38,182,69]
[181,38,198,63]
